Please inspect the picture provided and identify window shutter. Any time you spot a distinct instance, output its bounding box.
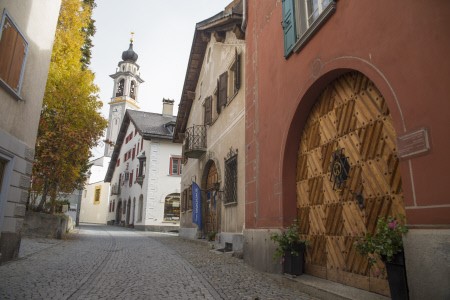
[204,96,212,125]
[282,0,297,57]
[234,49,241,91]
[8,34,26,91]
[0,19,17,82]
[218,71,228,113]
[0,17,26,92]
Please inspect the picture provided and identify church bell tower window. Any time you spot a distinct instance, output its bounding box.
[130,80,136,99]
[116,79,124,97]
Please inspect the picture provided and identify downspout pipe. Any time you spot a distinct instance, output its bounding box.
[241,0,247,32]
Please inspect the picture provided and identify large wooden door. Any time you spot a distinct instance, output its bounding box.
[204,162,220,236]
[296,72,405,295]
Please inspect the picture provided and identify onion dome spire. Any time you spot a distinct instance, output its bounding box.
[121,32,138,62]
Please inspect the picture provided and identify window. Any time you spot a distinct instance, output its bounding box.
[204,96,212,125]
[282,0,336,57]
[112,200,115,212]
[129,170,134,187]
[130,80,136,99]
[181,187,193,212]
[132,147,135,160]
[94,186,101,204]
[163,193,180,221]
[138,154,146,177]
[170,157,182,175]
[0,10,28,97]
[116,79,124,96]
[228,49,241,99]
[217,71,228,114]
[224,153,238,204]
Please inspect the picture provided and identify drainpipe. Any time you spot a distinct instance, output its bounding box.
[241,0,247,32]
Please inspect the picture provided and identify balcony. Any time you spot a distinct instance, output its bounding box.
[184,125,207,158]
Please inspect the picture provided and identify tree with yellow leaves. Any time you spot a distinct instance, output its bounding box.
[31,0,107,213]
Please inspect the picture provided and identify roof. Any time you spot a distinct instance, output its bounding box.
[104,109,176,182]
[173,0,243,142]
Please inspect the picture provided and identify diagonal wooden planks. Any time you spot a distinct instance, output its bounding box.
[296,72,405,295]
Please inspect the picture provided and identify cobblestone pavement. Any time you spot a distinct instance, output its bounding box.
[0,225,318,300]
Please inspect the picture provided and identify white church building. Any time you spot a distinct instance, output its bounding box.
[80,40,181,230]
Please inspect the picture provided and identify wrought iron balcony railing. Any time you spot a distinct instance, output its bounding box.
[184,125,207,158]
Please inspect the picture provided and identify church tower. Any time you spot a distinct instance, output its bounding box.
[104,36,144,157]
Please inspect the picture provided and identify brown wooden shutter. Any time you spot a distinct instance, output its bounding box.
[204,96,212,125]
[0,19,17,84]
[218,71,228,113]
[234,49,241,92]
[0,17,26,92]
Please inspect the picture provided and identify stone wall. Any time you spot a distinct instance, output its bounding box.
[22,211,70,240]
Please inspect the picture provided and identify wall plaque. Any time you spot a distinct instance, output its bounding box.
[397,128,430,159]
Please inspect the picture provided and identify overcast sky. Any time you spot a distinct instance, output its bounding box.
[90,0,232,157]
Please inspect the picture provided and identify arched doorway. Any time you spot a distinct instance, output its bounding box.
[296,72,406,295]
[132,197,136,225]
[116,199,122,224]
[202,161,221,237]
[126,198,131,225]
[138,194,144,222]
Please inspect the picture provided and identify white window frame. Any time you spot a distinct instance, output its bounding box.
[294,0,335,52]
[283,0,336,57]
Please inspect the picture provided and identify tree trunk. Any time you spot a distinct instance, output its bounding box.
[37,179,49,212]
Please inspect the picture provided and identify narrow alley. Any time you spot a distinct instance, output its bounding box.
[0,225,317,300]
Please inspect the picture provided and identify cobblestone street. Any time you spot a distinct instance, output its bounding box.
[0,225,318,300]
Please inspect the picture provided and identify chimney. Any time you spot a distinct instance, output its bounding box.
[162,98,174,116]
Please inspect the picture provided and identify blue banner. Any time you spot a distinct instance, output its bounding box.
[192,182,202,229]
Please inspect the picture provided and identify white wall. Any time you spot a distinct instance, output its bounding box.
[79,181,109,224]
[140,140,181,227]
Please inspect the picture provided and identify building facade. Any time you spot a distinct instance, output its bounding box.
[105,105,181,232]
[244,1,450,299]
[174,0,246,251]
[80,40,142,224]
[79,157,110,224]
[0,0,61,263]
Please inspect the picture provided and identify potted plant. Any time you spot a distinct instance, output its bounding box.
[270,221,307,276]
[356,216,409,300]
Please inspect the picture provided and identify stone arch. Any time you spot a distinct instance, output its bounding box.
[138,194,144,222]
[282,62,411,227]
[200,159,222,236]
[116,198,122,224]
[282,70,407,295]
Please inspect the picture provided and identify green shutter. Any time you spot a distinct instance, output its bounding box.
[282,0,297,57]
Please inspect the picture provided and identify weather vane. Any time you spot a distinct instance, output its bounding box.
[130,32,135,43]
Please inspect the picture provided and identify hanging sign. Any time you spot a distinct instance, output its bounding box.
[192,182,202,229]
